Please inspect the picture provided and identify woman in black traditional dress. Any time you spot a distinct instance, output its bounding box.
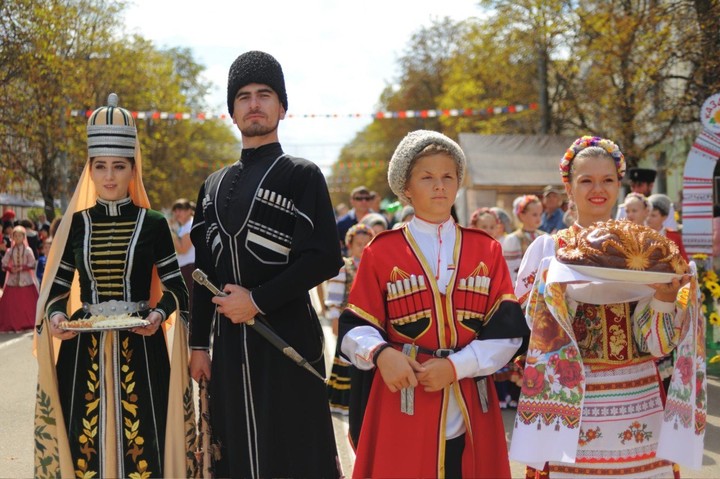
[34,94,195,479]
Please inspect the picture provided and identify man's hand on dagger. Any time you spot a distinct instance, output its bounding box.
[212,284,259,324]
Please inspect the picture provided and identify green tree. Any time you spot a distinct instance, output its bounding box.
[98,39,238,207]
[439,17,541,136]
[680,0,720,108]
[553,0,698,166]
[0,0,126,220]
[477,0,574,134]
[473,0,712,167]
[0,0,240,219]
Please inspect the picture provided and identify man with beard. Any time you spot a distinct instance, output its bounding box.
[189,50,343,478]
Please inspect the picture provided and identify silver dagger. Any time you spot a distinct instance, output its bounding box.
[192,268,326,382]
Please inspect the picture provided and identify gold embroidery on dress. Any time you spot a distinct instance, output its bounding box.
[92,259,126,265]
[121,337,150,476]
[608,324,628,360]
[75,335,100,479]
[574,302,648,368]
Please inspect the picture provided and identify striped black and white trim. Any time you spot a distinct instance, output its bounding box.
[87,124,136,158]
[156,253,177,268]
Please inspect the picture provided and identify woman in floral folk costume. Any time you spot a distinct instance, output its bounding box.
[510,136,706,478]
[33,94,195,479]
[339,130,530,478]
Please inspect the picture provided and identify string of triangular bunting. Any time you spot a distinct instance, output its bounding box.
[68,103,538,121]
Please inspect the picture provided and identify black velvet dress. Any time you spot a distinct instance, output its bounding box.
[46,197,188,478]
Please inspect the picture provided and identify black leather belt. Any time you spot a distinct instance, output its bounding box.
[394,343,460,358]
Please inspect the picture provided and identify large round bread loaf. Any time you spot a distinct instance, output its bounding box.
[556,220,689,274]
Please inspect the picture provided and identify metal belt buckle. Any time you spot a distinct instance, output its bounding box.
[434,348,454,358]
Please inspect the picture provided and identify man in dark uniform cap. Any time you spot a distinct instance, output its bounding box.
[628,167,657,196]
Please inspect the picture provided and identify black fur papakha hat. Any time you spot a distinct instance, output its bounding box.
[227,51,288,115]
[628,167,656,184]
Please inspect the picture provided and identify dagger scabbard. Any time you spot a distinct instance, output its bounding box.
[192,268,325,382]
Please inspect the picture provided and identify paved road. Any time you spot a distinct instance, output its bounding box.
[2,328,719,478]
[0,332,37,479]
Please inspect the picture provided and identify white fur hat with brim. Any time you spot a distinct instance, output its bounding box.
[388,130,466,204]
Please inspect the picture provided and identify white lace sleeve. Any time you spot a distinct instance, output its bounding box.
[514,235,556,307]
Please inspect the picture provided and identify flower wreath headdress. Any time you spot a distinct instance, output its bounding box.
[513,194,540,218]
[345,222,375,247]
[560,135,626,184]
[470,207,500,226]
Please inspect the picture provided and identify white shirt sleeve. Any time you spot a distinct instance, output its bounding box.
[448,337,523,380]
[341,325,386,370]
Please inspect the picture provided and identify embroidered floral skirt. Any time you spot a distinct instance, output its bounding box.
[547,361,674,478]
[55,329,170,478]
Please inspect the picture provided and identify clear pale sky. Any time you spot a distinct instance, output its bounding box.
[123,0,482,174]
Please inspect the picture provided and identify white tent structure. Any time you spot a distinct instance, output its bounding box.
[0,193,59,222]
[0,193,44,208]
[456,134,575,226]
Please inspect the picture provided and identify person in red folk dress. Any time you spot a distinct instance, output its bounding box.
[0,225,39,331]
[338,130,530,479]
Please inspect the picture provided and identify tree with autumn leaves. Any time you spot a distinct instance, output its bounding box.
[0,0,239,220]
[329,18,464,202]
[2,0,718,214]
[330,0,720,206]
